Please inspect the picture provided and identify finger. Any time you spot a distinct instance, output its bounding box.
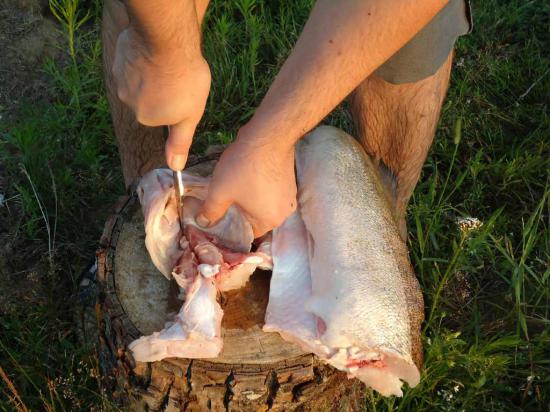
[239,211,269,239]
[246,205,295,238]
[166,121,194,170]
[197,192,232,228]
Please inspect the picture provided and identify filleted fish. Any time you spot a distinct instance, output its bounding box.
[130,126,424,396]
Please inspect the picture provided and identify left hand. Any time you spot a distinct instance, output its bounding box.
[197,124,297,237]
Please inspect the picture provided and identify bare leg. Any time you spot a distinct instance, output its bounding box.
[349,52,453,239]
[102,0,165,189]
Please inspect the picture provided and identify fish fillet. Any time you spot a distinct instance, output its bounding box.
[129,170,271,362]
[264,211,331,358]
[265,126,424,396]
[131,127,424,397]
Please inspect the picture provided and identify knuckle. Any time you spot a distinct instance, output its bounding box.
[167,138,191,152]
[135,105,157,126]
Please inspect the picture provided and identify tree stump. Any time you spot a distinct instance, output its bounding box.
[91,155,365,411]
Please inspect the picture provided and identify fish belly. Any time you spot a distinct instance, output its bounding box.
[264,211,331,357]
[268,126,424,396]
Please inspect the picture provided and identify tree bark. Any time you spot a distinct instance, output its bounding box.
[88,154,365,411]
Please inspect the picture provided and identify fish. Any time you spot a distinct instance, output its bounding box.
[264,126,424,396]
[129,169,271,362]
[136,170,256,279]
[130,126,424,397]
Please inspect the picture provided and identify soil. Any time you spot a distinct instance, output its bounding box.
[0,0,62,125]
[0,0,63,314]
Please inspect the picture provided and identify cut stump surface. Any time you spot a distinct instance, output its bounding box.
[93,157,364,411]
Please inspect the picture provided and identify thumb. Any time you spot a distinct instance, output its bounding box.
[165,121,194,170]
[197,191,232,228]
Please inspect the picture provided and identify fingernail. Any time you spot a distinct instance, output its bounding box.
[196,214,210,227]
[170,154,186,171]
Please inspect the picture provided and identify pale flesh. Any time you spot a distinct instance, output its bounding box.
[265,126,424,396]
[131,127,424,397]
[129,169,271,362]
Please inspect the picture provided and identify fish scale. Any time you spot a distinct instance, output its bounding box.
[297,127,415,354]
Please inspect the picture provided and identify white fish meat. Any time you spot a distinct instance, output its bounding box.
[264,211,332,358]
[129,275,223,362]
[131,126,424,397]
[265,126,424,396]
[136,169,255,279]
[129,169,271,362]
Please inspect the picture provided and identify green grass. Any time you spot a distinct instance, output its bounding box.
[1,0,548,410]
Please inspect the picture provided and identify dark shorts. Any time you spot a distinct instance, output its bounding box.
[375,0,472,84]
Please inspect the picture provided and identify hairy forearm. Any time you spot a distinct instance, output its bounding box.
[245,0,448,147]
[124,0,206,58]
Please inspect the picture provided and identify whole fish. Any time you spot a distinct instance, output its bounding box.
[265,126,424,396]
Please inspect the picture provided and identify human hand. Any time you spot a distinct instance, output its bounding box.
[197,125,297,237]
[112,25,211,170]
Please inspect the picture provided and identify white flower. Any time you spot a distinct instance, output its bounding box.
[456,216,483,235]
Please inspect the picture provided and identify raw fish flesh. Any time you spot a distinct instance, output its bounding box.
[130,126,424,397]
[129,169,271,362]
[264,126,424,396]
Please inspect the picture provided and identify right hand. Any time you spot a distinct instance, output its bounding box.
[112,25,211,170]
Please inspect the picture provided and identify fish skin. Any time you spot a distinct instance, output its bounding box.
[294,126,424,393]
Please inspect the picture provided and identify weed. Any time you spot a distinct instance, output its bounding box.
[1,0,120,410]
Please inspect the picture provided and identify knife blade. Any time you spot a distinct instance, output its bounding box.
[173,169,185,229]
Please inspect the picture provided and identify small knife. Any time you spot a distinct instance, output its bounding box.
[173,169,185,229]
